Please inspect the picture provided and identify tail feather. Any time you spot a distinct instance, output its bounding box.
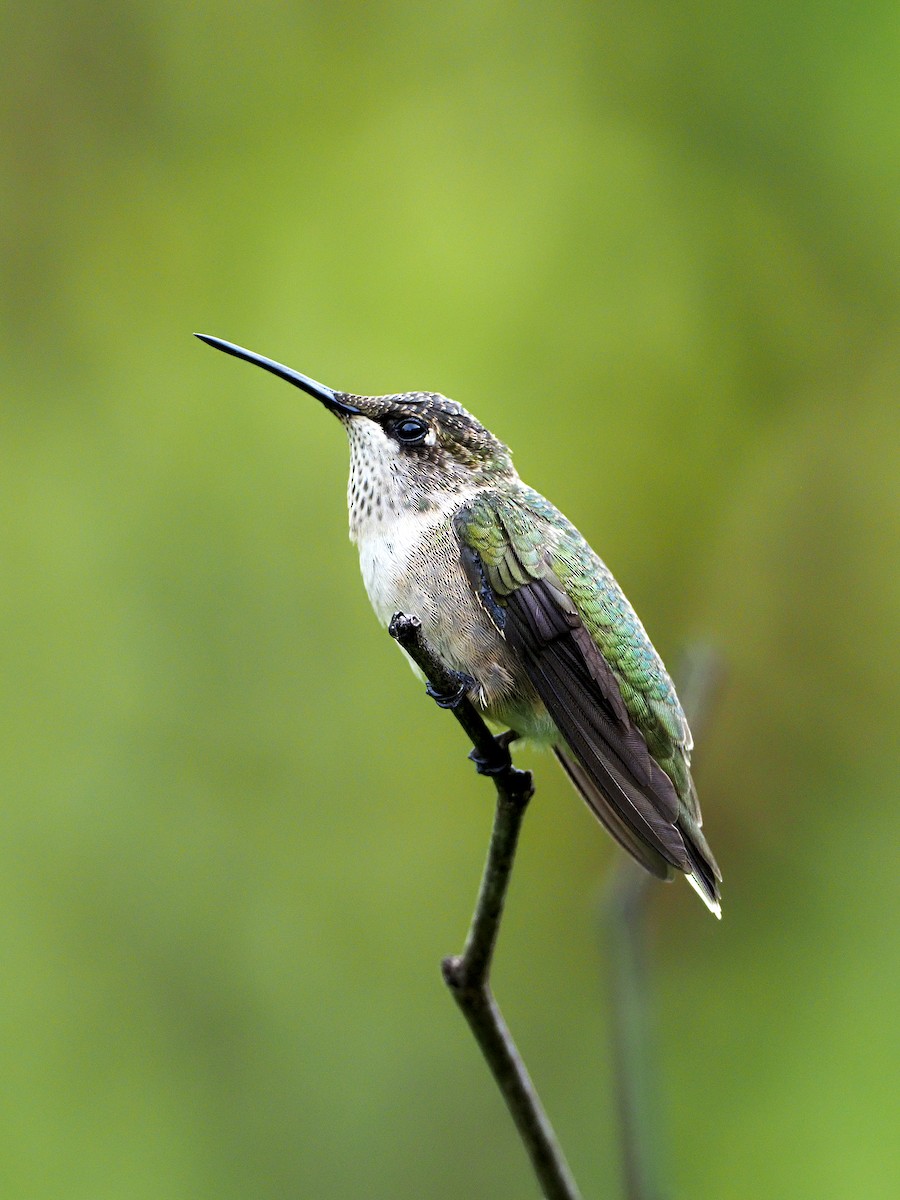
[555,746,722,917]
[681,827,722,918]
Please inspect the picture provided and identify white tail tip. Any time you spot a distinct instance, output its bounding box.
[685,871,722,919]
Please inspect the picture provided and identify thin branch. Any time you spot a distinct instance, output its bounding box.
[604,861,667,1200]
[389,613,583,1200]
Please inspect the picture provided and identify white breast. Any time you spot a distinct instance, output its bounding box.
[356,502,459,627]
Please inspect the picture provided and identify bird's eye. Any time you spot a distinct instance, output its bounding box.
[392,417,428,445]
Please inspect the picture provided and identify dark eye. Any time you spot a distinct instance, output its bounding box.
[392,417,428,445]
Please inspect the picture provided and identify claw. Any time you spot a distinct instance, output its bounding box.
[468,731,518,776]
[426,672,475,710]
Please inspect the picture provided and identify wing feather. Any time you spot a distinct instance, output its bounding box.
[504,580,689,869]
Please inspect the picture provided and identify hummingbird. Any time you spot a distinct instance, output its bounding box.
[197,335,722,916]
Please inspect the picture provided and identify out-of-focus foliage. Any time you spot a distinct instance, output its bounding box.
[1,4,897,1198]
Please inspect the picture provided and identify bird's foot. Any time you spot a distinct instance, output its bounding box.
[425,671,476,710]
[469,730,519,776]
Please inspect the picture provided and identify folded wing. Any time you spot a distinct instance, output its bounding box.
[455,493,721,912]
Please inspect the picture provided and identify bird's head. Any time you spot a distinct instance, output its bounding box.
[196,336,517,523]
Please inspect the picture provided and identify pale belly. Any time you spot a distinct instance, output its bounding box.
[355,507,557,744]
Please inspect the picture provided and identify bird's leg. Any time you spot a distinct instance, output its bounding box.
[469,729,519,777]
[425,670,476,710]
[419,652,518,777]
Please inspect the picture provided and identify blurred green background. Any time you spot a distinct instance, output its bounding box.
[1,3,897,1198]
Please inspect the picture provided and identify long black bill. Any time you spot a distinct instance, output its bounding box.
[194,334,360,416]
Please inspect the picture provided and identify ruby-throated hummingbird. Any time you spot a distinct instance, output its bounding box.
[197,335,722,916]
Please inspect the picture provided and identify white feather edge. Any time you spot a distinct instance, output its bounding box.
[685,870,722,919]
